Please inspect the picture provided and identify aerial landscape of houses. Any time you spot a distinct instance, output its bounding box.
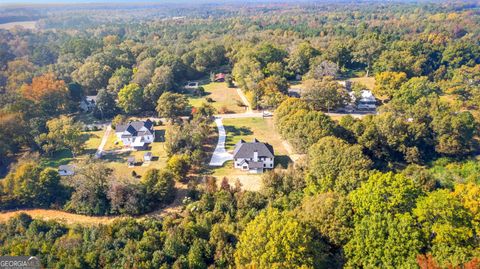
[0,0,479,268]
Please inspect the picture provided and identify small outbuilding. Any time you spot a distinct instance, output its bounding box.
[127,157,135,167]
[144,152,153,162]
[58,165,75,176]
[214,73,226,82]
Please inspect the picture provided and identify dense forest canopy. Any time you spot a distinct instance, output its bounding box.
[0,0,479,268]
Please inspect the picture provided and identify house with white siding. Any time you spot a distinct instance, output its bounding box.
[115,120,155,150]
[233,138,274,173]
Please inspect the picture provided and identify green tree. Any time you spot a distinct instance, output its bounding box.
[350,172,421,216]
[156,92,189,122]
[65,162,112,215]
[107,67,133,92]
[287,42,318,75]
[301,79,349,112]
[235,207,330,269]
[94,89,117,119]
[345,213,423,269]
[413,189,477,267]
[374,71,408,99]
[143,66,174,109]
[352,38,383,77]
[118,83,144,115]
[431,111,477,157]
[306,136,372,194]
[37,116,84,156]
[141,169,176,210]
[296,192,353,246]
[392,77,438,106]
[166,154,191,181]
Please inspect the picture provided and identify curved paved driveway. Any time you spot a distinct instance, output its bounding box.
[209,118,233,166]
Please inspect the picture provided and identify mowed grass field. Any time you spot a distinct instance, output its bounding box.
[0,21,37,30]
[188,82,246,113]
[349,76,376,90]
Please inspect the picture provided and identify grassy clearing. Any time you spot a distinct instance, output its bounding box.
[188,82,246,113]
[223,117,288,155]
[349,76,376,90]
[0,21,37,30]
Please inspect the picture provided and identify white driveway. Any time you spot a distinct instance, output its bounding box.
[209,118,233,166]
[95,125,112,159]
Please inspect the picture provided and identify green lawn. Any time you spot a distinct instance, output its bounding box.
[188,82,246,113]
[222,117,288,155]
[349,76,376,90]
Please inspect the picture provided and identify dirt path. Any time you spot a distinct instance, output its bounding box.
[282,140,305,162]
[235,88,252,113]
[0,182,188,225]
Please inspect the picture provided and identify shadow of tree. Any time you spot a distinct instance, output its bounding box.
[224,125,253,148]
[102,151,132,163]
[154,130,166,142]
[275,155,292,168]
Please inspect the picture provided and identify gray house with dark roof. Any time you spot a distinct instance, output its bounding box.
[233,138,274,173]
[115,119,155,149]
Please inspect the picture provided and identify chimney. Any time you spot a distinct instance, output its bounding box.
[253,150,258,161]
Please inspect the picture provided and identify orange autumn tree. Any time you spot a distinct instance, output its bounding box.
[20,73,70,114]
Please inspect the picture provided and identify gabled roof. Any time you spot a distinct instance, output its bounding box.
[58,165,74,172]
[233,138,274,159]
[116,120,154,136]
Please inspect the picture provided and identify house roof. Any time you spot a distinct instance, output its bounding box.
[215,73,226,80]
[127,157,135,163]
[233,138,274,159]
[58,165,74,172]
[144,152,152,157]
[116,119,154,136]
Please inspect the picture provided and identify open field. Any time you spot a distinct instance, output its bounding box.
[188,82,247,113]
[0,21,37,30]
[349,76,376,90]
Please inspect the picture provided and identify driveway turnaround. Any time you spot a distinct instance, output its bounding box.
[209,118,233,166]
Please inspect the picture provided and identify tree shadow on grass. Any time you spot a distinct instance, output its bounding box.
[102,151,132,163]
[224,125,253,148]
[154,130,165,142]
[275,155,292,168]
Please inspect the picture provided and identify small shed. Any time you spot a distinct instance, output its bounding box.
[127,157,135,167]
[58,165,75,176]
[144,152,153,162]
[214,73,226,82]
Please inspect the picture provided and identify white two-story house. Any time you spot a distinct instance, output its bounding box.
[115,119,155,150]
[233,138,274,173]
